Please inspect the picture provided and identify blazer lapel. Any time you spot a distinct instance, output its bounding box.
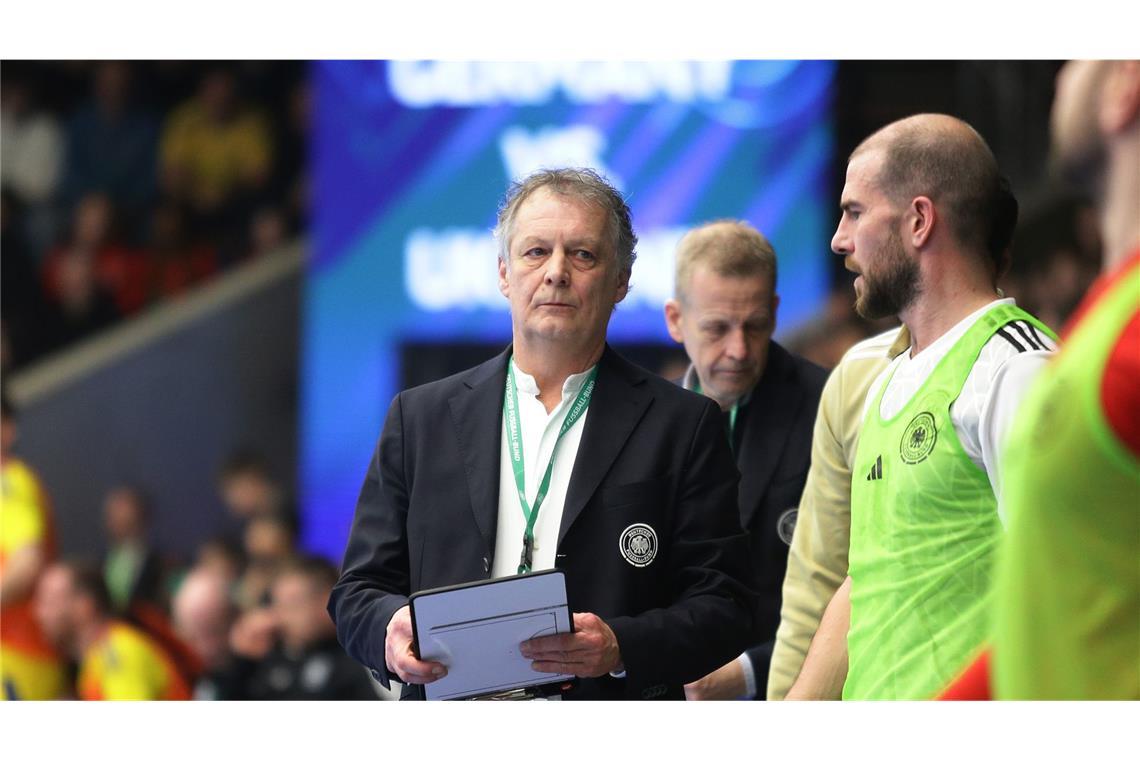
[448,348,511,559]
[558,346,652,546]
[736,346,804,528]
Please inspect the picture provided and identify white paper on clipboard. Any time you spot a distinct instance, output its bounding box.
[410,570,572,700]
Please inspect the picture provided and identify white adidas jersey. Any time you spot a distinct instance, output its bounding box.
[862,299,1057,520]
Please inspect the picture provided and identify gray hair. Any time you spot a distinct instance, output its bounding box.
[494,168,638,278]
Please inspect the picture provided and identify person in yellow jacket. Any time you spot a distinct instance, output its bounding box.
[34,559,190,700]
[1,393,65,700]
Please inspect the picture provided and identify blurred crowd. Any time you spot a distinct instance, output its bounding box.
[1,61,308,373]
[2,63,1097,380]
[0,395,381,700]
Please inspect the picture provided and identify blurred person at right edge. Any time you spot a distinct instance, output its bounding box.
[785,114,1057,700]
[0,391,65,700]
[34,559,190,700]
[940,60,1140,700]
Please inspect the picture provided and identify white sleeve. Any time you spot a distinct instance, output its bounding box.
[977,349,1054,521]
[736,651,758,699]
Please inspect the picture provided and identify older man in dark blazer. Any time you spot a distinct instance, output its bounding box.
[329,169,758,700]
[665,221,826,700]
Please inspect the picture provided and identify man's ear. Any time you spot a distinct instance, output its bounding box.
[663,299,685,344]
[498,257,510,298]
[909,196,936,249]
[614,270,630,305]
[770,292,780,333]
[1101,60,1140,134]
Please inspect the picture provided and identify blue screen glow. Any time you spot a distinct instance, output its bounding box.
[303,60,836,559]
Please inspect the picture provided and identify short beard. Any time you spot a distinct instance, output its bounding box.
[855,226,921,320]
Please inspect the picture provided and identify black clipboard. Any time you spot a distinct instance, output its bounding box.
[409,569,577,700]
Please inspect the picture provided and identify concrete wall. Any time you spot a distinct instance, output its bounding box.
[8,244,303,561]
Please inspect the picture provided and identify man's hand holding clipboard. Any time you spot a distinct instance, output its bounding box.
[402,570,601,700]
[386,605,622,688]
[385,606,448,686]
[519,612,622,678]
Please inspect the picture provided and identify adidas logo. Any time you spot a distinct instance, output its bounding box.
[866,455,883,481]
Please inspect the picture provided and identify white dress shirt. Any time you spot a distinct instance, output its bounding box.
[862,298,1056,516]
[491,361,594,579]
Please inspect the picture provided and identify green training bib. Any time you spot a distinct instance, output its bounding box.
[994,264,1139,699]
[844,304,1055,700]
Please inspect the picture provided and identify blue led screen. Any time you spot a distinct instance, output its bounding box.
[304,61,836,558]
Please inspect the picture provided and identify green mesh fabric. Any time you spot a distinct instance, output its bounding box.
[994,265,1140,699]
[844,304,1051,700]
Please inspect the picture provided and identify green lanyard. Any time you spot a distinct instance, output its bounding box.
[503,360,598,574]
[693,379,739,455]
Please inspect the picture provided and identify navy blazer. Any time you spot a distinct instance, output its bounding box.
[733,341,827,696]
[329,344,760,700]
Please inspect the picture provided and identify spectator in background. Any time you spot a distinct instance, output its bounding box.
[60,61,158,232]
[42,242,121,351]
[3,62,303,373]
[267,79,310,232]
[42,192,148,317]
[1,392,66,700]
[141,203,218,305]
[0,70,64,258]
[34,559,191,700]
[160,68,273,263]
[217,449,292,524]
[1,322,10,375]
[236,514,296,611]
[231,557,379,700]
[1004,196,1102,332]
[246,205,288,259]
[193,537,244,588]
[102,485,164,614]
[1,189,58,369]
[172,567,242,700]
[1022,246,1093,329]
[146,62,204,114]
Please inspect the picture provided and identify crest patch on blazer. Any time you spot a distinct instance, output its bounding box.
[619,523,658,567]
[777,508,798,546]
